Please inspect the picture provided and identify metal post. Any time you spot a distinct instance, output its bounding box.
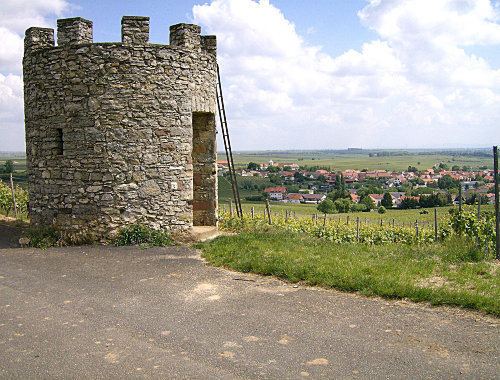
[9,173,18,218]
[251,206,254,219]
[493,146,499,260]
[434,208,438,242]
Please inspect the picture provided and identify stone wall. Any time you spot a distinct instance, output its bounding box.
[23,16,218,241]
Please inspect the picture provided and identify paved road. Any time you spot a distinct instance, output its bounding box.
[0,245,498,379]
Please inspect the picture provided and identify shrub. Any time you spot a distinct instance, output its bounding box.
[317,199,336,214]
[378,206,386,214]
[25,226,61,248]
[245,195,264,202]
[350,203,367,212]
[114,223,172,247]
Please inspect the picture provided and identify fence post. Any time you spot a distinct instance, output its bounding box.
[285,209,288,222]
[346,215,350,225]
[477,196,481,219]
[392,218,395,228]
[251,206,255,219]
[356,217,360,242]
[493,146,499,260]
[9,173,18,218]
[415,219,419,239]
[458,185,462,213]
[434,208,438,242]
[265,199,272,225]
[323,213,327,227]
[229,199,234,218]
[380,218,383,227]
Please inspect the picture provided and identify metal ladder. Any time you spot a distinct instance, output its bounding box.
[216,64,243,218]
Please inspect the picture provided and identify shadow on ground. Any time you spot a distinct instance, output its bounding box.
[0,217,26,248]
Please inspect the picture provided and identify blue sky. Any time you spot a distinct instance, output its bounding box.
[1,0,500,151]
[67,0,376,58]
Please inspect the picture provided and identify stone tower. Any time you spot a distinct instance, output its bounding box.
[23,16,218,241]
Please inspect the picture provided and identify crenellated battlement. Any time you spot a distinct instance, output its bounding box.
[24,16,216,54]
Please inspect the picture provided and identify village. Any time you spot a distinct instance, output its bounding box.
[218,159,496,210]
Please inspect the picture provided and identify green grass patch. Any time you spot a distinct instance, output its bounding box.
[114,223,173,247]
[200,232,500,316]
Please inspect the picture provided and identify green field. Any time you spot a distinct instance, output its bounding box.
[231,151,492,171]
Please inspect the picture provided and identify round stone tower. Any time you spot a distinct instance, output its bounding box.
[23,16,218,241]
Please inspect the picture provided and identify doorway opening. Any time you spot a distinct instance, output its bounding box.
[192,112,217,226]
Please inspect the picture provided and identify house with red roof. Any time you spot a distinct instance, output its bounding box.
[264,186,288,201]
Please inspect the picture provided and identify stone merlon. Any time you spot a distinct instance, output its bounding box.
[57,17,93,46]
[121,16,150,45]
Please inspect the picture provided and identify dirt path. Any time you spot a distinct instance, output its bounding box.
[0,245,498,379]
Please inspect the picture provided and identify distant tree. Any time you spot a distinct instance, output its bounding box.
[247,162,259,171]
[268,174,281,184]
[378,206,386,214]
[283,166,292,171]
[294,172,305,183]
[381,192,393,208]
[267,165,280,173]
[3,160,14,174]
[438,174,459,190]
[350,203,367,212]
[333,198,352,213]
[407,166,418,173]
[418,193,449,208]
[399,197,419,209]
[462,165,471,172]
[359,195,375,210]
[451,165,460,171]
[317,199,336,214]
[438,162,449,170]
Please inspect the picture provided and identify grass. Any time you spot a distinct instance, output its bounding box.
[200,232,500,316]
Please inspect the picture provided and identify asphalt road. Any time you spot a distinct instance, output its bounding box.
[0,245,498,379]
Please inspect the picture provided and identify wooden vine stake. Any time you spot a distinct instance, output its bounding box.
[9,173,18,218]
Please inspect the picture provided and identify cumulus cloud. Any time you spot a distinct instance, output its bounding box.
[0,0,69,151]
[193,0,500,150]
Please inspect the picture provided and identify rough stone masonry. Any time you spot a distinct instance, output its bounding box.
[23,16,218,241]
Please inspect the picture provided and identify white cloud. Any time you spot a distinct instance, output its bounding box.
[193,0,500,150]
[0,0,69,151]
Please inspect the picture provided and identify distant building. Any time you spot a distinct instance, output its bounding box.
[264,186,288,201]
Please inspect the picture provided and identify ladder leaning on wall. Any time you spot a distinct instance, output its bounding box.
[216,64,243,218]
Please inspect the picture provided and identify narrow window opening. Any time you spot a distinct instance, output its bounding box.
[56,128,63,156]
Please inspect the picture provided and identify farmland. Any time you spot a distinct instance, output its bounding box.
[231,150,492,171]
